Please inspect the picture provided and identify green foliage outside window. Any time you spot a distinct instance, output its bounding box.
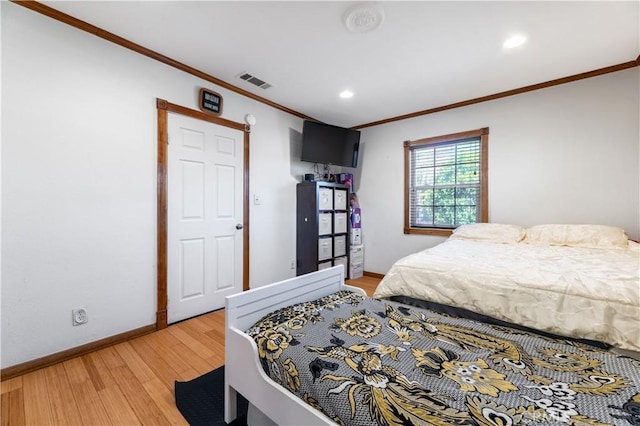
[407,133,486,232]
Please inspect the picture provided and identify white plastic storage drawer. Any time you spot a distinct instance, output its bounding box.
[350,244,364,264]
[318,213,332,235]
[318,261,333,270]
[334,256,348,274]
[318,187,333,210]
[334,212,348,234]
[318,237,333,261]
[334,235,347,257]
[350,228,362,245]
[334,189,348,210]
[349,263,364,279]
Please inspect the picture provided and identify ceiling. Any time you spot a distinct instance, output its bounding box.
[39,1,639,128]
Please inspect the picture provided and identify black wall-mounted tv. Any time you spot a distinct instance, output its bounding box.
[301,120,360,168]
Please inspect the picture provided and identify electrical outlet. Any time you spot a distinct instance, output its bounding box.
[72,307,88,326]
[290,260,296,270]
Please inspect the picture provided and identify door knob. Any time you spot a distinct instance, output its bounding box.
[236,224,243,230]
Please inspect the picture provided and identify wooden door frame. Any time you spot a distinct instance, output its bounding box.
[156,98,250,330]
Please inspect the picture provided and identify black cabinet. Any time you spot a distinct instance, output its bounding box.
[296,181,350,276]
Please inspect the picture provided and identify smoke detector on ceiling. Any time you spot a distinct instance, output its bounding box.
[343,3,385,34]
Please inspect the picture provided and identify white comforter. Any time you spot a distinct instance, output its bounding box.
[374,239,640,351]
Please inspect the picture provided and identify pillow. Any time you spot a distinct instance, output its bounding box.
[523,224,628,249]
[449,223,525,243]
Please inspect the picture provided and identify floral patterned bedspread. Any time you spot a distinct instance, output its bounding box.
[246,291,640,425]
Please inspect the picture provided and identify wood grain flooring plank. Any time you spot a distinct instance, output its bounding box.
[95,345,126,370]
[22,369,54,425]
[62,357,91,384]
[205,353,225,367]
[108,365,170,426]
[81,353,106,391]
[86,350,117,389]
[9,388,26,425]
[6,387,25,426]
[43,363,83,425]
[178,315,214,334]
[204,328,226,344]
[128,338,182,390]
[175,366,201,382]
[166,325,217,359]
[168,340,217,376]
[147,327,179,347]
[142,377,189,425]
[174,319,221,350]
[0,376,22,395]
[112,342,155,384]
[198,310,226,342]
[1,392,11,426]
[97,384,142,425]
[202,339,225,363]
[193,310,225,331]
[62,358,112,425]
[137,333,192,375]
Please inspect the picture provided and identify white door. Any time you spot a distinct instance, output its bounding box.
[167,112,244,324]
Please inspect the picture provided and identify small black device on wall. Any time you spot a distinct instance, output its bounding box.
[304,174,315,181]
[199,87,223,115]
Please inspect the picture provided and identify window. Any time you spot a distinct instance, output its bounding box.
[404,128,488,236]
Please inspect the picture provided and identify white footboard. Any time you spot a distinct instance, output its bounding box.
[224,266,365,425]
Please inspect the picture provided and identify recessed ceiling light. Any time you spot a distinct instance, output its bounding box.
[339,90,354,99]
[503,34,527,49]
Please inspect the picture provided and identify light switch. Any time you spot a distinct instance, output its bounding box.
[253,194,261,205]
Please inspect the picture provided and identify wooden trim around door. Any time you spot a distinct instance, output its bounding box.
[156,98,250,330]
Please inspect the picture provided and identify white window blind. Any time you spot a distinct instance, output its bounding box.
[409,137,481,229]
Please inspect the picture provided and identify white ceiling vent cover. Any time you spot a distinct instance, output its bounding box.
[238,72,272,89]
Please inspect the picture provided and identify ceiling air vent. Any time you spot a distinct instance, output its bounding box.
[238,72,272,89]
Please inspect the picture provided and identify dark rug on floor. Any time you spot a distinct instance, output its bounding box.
[175,365,248,426]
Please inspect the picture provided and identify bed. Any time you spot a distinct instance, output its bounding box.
[225,266,364,425]
[373,223,640,353]
[225,263,640,425]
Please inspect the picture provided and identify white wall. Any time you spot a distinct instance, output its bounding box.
[358,67,640,274]
[1,3,309,368]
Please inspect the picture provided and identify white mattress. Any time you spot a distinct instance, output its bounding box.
[374,239,640,351]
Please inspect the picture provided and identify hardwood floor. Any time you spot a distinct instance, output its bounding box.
[346,275,380,297]
[0,276,380,425]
